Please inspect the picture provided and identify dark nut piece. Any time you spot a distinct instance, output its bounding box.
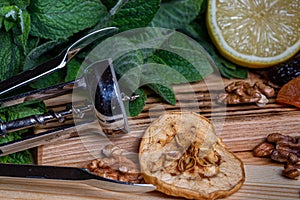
[271,150,300,164]
[282,164,300,180]
[254,82,275,97]
[87,159,100,171]
[276,142,300,157]
[253,142,275,157]
[267,133,297,143]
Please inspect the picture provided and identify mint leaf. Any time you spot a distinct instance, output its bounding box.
[65,59,81,82]
[7,102,46,121]
[9,0,30,9]
[29,0,108,40]
[101,0,118,11]
[151,0,203,29]
[0,1,10,7]
[182,21,248,79]
[147,83,176,105]
[25,36,39,55]
[0,150,33,164]
[128,88,147,117]
[0,99,47,120]
[161,32,214,79]
[0,30,21,80]
[146,50,205,84]
[30,70,65,89]
[14,9,30,53]
[24,39,65,70]
[1,5,20,31]
[0,5,31,52]
[111,0,160,31]
[113,50,144,92]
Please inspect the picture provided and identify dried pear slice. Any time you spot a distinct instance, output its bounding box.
[139,112,245,200]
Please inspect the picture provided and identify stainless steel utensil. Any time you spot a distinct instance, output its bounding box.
[0,59,134,156]
[0,163,156,193]
[0,27,118,96]
[0,27,133,154]
[0,59,130,137]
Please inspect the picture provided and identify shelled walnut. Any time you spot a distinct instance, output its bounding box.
[87,144,144,183]
[253,133,300,179]
[217,81,275,107]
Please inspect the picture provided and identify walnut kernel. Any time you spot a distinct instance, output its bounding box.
[253,142,275,157]
[253,133,300,180]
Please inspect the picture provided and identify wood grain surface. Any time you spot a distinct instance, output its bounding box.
[0,72,299,199]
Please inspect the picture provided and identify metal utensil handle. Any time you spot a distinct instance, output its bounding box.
[0,104,92,137]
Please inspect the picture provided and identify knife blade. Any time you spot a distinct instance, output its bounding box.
[0,163,156,193]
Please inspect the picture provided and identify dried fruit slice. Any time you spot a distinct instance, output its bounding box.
[139,112,245,200]
[276,76,300,108]
[206,0,300,68]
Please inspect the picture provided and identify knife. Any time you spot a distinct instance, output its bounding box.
[0,163,156,193]
[0,27,118,96]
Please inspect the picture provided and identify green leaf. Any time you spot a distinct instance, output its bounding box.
[113,49,144,92]
[101,0,118,11]
[111,0,160,31]
[151,0,203,29]
[145,50,205,84]
[0,150,33,164]
[199,0,208,14]
[0,1,10,7]
[0,99,47,120]
[128,89,147,117]
[182,21,248,79]
[120,28,214,82]
[0,30,21,80]
[161,32,214,80]
[24,39,65,70]
[14,9,31,53]
[30,70,65,89]
[65,59,81,82]
[0,5,31,52]
[4,19,15,31]
[147,83,176,105]
[29,0,108,40]
[24,36,39,56]
[1,5,19,31]
[9,0,30,9]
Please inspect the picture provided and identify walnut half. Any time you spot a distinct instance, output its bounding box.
[217,81,275,107]
[86,144,144,183]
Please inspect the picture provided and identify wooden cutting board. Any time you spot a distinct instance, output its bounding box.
[0,72,299,199]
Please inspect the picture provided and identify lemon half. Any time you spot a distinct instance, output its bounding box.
[206,0,300,68]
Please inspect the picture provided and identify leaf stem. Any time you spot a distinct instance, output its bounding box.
[110,0,129,16]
